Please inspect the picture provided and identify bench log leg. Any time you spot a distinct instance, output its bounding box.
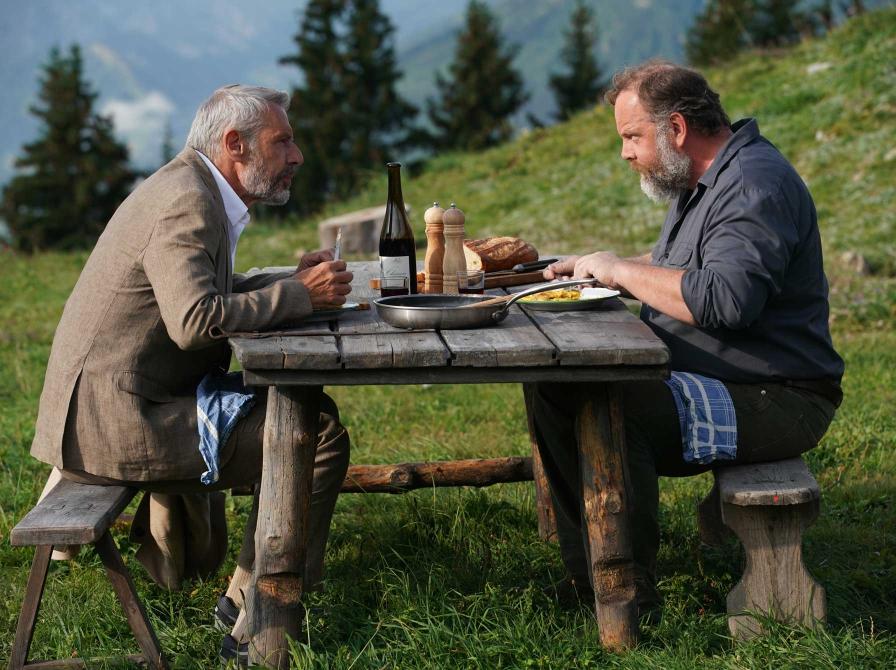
[722,499,826,639]
[8,544,52,670]
[577,382,638,651]
[95,532,169,669]
[523,383,558,543]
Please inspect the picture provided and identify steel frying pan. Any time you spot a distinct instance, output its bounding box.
[373,279,598,330]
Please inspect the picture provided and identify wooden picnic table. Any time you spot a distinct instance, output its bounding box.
[229,260,670,668]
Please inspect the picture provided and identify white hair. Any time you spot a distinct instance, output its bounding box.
[186,85,290,160]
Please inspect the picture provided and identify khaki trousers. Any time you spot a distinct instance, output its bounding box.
[58,392,350,591]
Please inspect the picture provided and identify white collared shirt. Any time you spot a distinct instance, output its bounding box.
[195,150,250,269]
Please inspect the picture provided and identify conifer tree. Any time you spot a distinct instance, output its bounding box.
[549,0,605,121]
[687,0,811,65]
[686,0,753,66]
[279,0,417,214]
[279,0,346,215]
[748,0,805,47]
[160,117,176,166]
[1,45,134,252]
[342,0,418,195]
[426,0,528,151]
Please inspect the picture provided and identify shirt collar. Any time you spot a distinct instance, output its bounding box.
[697,118,760,190]
[195,150,249,228]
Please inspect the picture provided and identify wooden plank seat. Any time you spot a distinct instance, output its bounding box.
[697,456,826,639]
[8,478,168,669]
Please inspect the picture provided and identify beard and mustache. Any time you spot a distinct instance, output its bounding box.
[637,122,693,203]
[242,149,296,206]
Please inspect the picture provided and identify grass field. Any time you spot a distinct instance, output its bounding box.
[2,8,895,669]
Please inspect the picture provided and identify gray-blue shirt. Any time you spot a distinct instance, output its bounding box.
[642,118,844,384]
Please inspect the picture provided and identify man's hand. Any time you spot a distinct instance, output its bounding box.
[544,253,624,288]
[543,256,580,280]
[296,248,335,272]
[296,260,353,308]
[572,252,624,289]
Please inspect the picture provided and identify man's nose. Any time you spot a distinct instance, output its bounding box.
[620,141,634,161]
[289,143,303,166]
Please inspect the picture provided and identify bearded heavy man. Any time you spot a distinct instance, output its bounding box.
[30,85,352,659]
[534,61,844,615]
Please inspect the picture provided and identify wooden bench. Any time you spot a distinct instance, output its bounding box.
[8,478,168,669]
[697,456,826,639]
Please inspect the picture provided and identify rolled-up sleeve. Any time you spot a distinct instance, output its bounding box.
[681,186,798,330]
[142,192,312,349]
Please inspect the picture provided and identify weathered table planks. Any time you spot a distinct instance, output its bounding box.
[229,261,670,667]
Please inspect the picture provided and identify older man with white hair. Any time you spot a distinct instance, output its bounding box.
[30,85,352,661]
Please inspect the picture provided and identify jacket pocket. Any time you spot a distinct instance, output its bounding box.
[115,371,176,403]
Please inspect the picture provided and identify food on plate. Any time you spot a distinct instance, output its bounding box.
[519,288,581,302]
[463,237,538,273]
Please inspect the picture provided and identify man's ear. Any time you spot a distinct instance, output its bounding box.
[668,112,687,149]
[224,129,247,162]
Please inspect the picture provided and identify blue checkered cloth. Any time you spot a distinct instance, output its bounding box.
[664,371,738,464]
[196,372,257,485]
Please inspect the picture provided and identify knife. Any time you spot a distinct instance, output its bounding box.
[511,258,557,273]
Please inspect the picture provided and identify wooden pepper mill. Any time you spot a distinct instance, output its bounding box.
[441,202,467,295]
[423,202,445,294]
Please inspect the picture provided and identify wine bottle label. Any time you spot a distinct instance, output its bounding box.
[380,255,410,279]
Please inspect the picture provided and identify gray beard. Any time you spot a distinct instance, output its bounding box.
[640,125,692,203]
[243,156,293,206]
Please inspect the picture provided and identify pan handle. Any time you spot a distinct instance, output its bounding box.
[492,278,601,317]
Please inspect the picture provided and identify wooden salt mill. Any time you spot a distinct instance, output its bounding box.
[423,202,445,294]
[441,203,467,295]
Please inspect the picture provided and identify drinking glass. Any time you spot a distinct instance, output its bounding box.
[457,270,485,295]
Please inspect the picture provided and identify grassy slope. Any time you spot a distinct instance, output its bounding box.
[1,9,895,668]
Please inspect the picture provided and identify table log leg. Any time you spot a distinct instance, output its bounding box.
[248,385,321,669]
[576,382,638,651]
[523,383,558,543]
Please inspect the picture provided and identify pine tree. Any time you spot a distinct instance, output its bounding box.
[426,0,528,151]
[1,45,134,252]
[279,0,418,215]
[341,0,418,195]
[748,0,805,47]
[687,0,812,65]
[160,117,176,166]
[279,0,346,215]
[686,0,754,66]
[549,0,605,121]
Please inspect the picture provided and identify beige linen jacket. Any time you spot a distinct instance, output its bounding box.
[31,148,311,481]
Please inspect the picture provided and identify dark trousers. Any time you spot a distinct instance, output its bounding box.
[532,379,837,606]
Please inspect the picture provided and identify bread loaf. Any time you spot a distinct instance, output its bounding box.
[463,237,538,273]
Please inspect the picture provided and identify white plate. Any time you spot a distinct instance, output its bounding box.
[520,287,620,312]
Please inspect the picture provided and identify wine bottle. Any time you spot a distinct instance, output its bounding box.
[379,162,418,296]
